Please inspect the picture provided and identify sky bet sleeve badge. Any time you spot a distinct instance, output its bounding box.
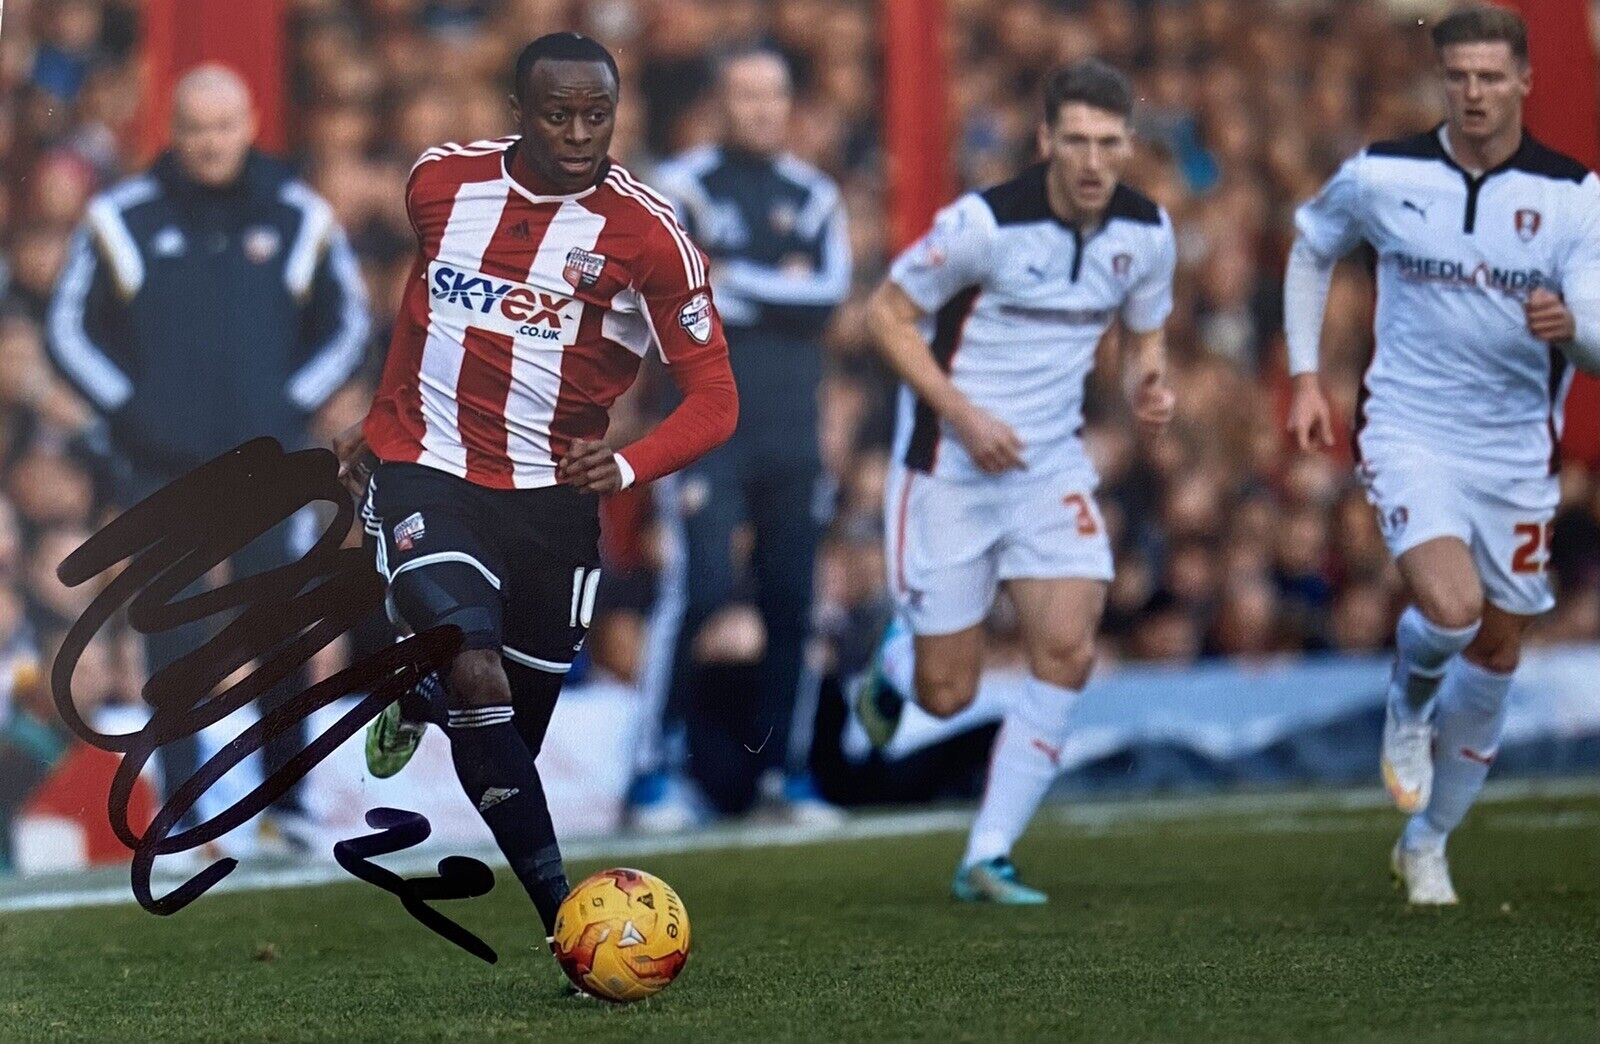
[678,292,713,344]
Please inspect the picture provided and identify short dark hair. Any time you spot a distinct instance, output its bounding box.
[1042,59,1134,125]
[513,32,619,101]
[1430,4,1528,64]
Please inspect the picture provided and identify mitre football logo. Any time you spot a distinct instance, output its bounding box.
[1514,208,1541,242]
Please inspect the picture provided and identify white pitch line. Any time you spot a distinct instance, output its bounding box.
[2,778,1595,914]
[1051,776,1600,829]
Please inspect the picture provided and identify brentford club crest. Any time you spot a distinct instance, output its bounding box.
[1514,208,1541,242]
[393,512,425,552]
[563,247,606,289]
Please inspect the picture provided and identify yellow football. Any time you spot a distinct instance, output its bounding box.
[551,868,690,1003]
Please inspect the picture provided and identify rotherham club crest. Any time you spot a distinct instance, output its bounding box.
[1514,208,1541,242]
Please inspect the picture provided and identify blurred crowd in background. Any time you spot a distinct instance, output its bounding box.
[0,0,1598,769]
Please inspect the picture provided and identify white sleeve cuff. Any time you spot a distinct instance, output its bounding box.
[614,452,636,490]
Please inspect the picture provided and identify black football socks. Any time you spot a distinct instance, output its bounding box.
[444,707,569,933]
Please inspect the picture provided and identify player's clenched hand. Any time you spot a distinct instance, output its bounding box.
[333,420,376,497]
[1525,288,1576,343]
[1130,370,1176,439]
[557,438,624,493]
[951,403,1025,474]
[1286,373,1335,452]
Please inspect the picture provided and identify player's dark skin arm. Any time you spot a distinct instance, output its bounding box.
[555,438,621,493]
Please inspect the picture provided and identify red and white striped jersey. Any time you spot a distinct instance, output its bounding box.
[365,136,729,489]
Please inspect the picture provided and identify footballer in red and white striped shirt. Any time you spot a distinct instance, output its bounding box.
[355,68,737,493]
[337,33,738,952]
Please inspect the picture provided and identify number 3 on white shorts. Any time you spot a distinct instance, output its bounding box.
[1062,493,1099,536]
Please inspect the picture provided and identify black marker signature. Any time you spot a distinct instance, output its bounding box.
[334,807,497,963]
[50,438,461,915]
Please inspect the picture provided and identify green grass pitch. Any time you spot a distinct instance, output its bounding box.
[2,789,1595,1041]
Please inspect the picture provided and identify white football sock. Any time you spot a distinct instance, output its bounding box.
[1389,606,1480,722]
[1403,656,1512,853]
[889,675,1014,758]
[961,674,1082,869]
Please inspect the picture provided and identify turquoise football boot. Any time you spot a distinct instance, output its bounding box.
[952,857,1049,905]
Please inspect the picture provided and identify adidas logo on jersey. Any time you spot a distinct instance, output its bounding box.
[508,219,531,240]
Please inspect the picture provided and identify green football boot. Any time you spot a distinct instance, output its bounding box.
[364,699,426,779]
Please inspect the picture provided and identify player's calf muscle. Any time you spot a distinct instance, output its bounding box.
[447,649,512,707]
[1462,612,1530,674]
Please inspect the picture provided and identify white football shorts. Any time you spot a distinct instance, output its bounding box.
[1357,437,1558,616]
[883,464,1114,635]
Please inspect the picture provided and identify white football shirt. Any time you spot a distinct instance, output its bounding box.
[888,164,1176,482]
[1295,126,1600,476]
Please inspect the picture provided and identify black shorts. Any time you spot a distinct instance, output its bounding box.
[362,461,602,674]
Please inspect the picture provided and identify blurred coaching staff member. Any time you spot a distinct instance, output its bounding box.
[632,47,851,827]
[46,65,369,835]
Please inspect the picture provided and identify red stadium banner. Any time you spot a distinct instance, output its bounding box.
[1505,0,1600,466]
[136,0,289,160]
[882,0,953,251]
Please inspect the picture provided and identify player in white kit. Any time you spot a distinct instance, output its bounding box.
[859,60,1177,903]
[1285,6,1600,905]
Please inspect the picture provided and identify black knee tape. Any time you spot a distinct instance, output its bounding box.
[389,561,502,651]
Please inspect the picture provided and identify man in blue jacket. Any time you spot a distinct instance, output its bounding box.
[47,65,369,841]
[633,46,851,827]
